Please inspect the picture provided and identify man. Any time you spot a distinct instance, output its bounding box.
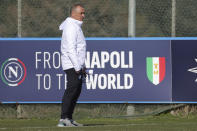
[58,4,86,127]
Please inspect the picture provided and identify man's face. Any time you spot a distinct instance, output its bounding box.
[72,6,85,21]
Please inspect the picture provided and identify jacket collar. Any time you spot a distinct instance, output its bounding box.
[67,17,83,27]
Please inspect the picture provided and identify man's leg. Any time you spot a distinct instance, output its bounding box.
[67,79,82,119]
[61,68,82,119]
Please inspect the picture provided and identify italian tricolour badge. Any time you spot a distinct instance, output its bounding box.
[146,57,165,85]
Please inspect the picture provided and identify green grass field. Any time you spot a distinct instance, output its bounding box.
[0,114,197,131]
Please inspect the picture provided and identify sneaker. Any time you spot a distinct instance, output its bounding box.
[70,119,83,126]
[57,119,77,127]
[57,120,65,127]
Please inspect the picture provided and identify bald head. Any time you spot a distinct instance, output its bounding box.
[70,4,85,21]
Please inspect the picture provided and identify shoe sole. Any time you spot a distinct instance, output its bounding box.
[57,124,77,127]
[57,124,65,127]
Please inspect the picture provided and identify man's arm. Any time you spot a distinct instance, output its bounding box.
[61,25,81,72]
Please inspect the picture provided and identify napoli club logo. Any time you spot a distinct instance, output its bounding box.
[146,57,166,85]
[0,58,27,86]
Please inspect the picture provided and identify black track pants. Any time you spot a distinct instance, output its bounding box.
[61,68,82,119]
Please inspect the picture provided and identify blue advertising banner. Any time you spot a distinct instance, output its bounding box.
[172,40,197,102]
[0,38,172,103]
